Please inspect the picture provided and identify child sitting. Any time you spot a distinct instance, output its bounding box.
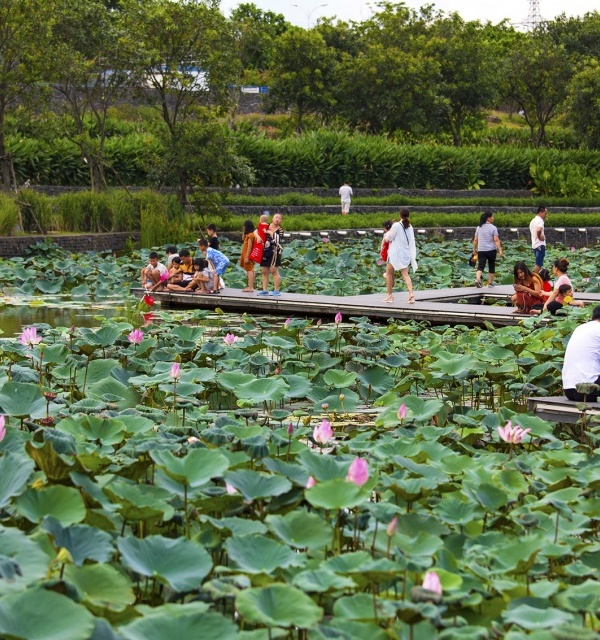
[544,284,584,315]
[141,252,168,290]
[539,267,552,293]
[197,238,229,294]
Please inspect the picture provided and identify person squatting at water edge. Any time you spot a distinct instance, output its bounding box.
[473,211,503,288]
[383,208,417,304]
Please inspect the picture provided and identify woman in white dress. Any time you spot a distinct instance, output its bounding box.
[383,208,418,303]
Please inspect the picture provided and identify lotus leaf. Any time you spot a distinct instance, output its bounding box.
[332,593,397,621]
[150,448,229,488]
[306,478,370,510]
[234,378,290,403]
[236,584,322,628]
[266,510,332,550]
[16,485,87,526]
[292,568,357,593]
[64,564,134,616]
[119,610,238,640]
[226,534,306,574]
[0,587,95,640]
[502,602,574,630]
[43,516,114,566]
[103,479,175,521]
[0,451,35,508]
[224,469,292,501]
[117,536,212,592]
[0,381,48,418]
[0,526,51,596]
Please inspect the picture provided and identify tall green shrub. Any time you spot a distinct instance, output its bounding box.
[0,193,19,235]
[138,191,186,247]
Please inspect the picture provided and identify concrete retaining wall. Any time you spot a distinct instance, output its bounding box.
[0,232,140,257]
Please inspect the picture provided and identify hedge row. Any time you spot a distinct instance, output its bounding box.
[9,128,600,191]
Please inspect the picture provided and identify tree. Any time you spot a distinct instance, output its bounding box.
[567,63,600,149]
[265,28,339,132]
[426,16,503,146]
[0,0,53,191]
[48,0,135,190]
[504,32,574,146]
[122,0,239,202]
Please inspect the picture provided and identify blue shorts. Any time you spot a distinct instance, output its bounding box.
[533,245,545,268]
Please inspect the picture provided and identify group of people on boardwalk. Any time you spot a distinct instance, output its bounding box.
[141,214,285,297]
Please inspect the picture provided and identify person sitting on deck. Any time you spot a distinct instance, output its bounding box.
[562,306,600,402]
[141,252,168,290]
[198,239,230,294]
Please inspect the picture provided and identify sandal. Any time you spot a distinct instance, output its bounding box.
[383,294,394,303]
[408,295,415,304]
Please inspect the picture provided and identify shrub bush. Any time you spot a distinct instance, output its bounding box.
[0,193,20,235]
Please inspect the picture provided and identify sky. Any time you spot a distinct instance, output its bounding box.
[219,0,599,28]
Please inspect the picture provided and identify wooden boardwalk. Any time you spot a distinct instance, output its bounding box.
[132,285,600,327]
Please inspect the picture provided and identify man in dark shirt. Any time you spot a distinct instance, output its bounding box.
[206,224,220,250]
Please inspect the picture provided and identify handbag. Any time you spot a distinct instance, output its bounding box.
[468,253,478,267]
[249,242,264,263]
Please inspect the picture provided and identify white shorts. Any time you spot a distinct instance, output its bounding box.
[341,201,350,213]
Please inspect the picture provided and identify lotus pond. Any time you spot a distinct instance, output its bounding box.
[0,238,599,640]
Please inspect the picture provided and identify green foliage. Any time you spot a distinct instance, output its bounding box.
[530,158,600,197]
[0,193,19,235]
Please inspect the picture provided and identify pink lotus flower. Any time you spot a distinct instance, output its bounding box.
[170,362,181,379]
[334,312,342,324]
[322,237,329,243]
[422,571,442,595]
[321,402,329,411]
[225,482,238,495]
[398,404,407,421]
[0,415,6,442]
[346,457,369,486]
[223,333,239,346]
[497,421,531,444]
[287,422,294,436]
[284,318,291,328]
[306,476,316,488]
[128,328,144,344]
[386,516,398,536]
[19,326,42,347]
[316,319,322,327]
[313,419,333,444]
[187,436,200,444]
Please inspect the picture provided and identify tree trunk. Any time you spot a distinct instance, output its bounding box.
[0,109,13,192]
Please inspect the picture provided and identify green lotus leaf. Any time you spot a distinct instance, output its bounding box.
[236,584,322,628]
[376,395,445,427]
[16,485,86,526]
[281,374,313,399]
[234,378,290,403]
[332,593,397,621]
[266,510,332,550]
[553,579,600,613]
[302,337,329,351]
[0,451,35,508]
[204,516,268,536]
[357,366,394,396]
[0,587,95,640]
[224,469,292,501]
[42,343,69,364]
[502,603,574,630]
[75,359,120,388]
[117,536,213,592]
[119,610,238,640]
[431,353,483,378]
[217,371,256,391]
[151,448,229,488]
[25,439,79,482]
[103,479,175,521]
[296,450,350,482]
[43,516,114,566]
[0,525,51,596]
[292,568,357,593]
[0,381,48,418]
[226,534,305,574]
[57,415,127,445]
[64,563,134,616]
[317,620,390,640]
[35,278,64,294]
[87,378,140,409]
[71,284,90,296]
[306,478,370,510]
[78,326,122,348]
[171,326,205,342]
[438,626,490,639]
[322,369,357,388]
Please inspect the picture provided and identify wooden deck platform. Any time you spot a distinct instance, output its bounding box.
[528,396,600,424]
[132,284,600,327]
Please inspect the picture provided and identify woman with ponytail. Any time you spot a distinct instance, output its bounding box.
[383,208,418,304]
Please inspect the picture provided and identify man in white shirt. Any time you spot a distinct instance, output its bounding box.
[339,182,353,216]
[562,306,600,402]
[529,206,547,273]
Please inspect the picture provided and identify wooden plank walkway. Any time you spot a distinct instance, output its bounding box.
[528,396,600,424]
[132,285,600,327]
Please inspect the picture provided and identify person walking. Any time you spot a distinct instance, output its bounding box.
[383,208,417,304]
[529,206,547,273]
[339,181,353,216]
[258,213,284,296]
[562,306,600,402]
[473,211,503,288]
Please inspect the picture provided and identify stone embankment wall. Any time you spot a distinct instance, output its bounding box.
[0,232,139,258]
